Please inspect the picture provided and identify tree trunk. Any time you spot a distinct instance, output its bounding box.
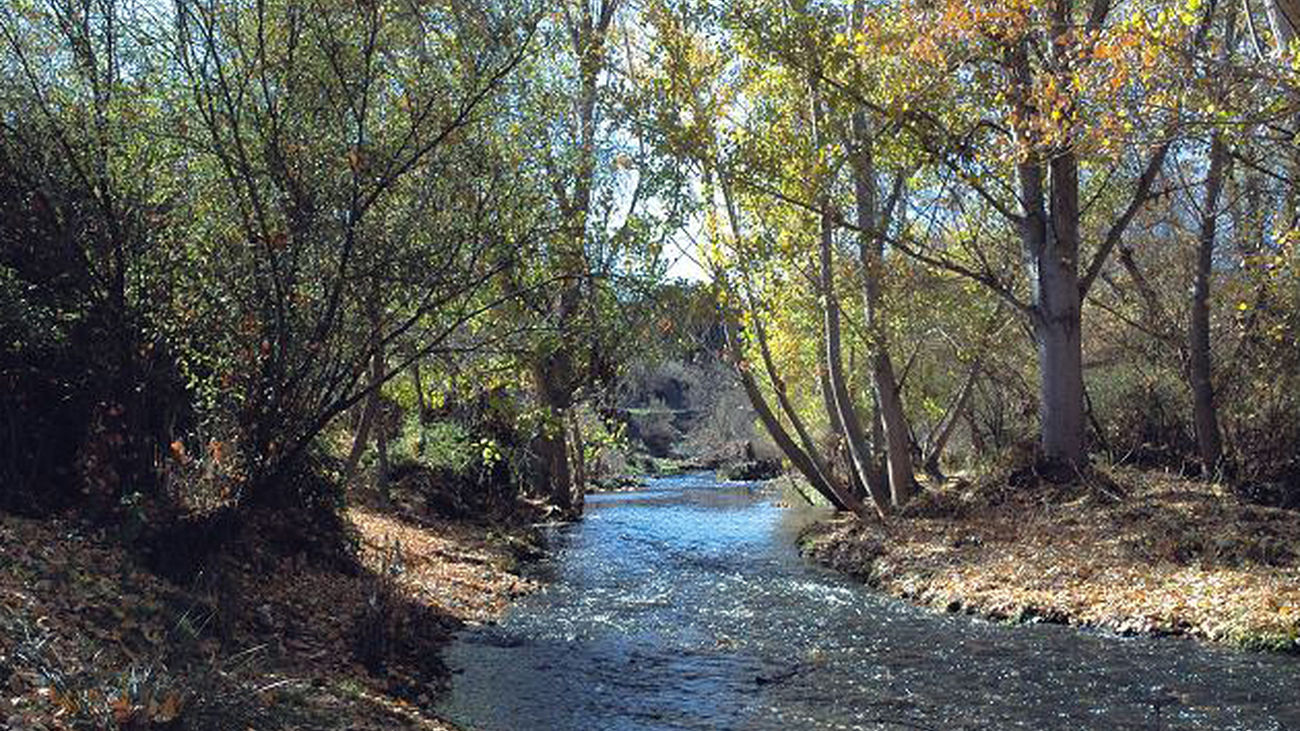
[344,300,387,494]
[1260,0,1300,243]
[569,409,586,515]
[811,80,890,515]
[1011,30,1086,470]
[373,337,390,499]
[754,313,840,493]
[1267,0,1300,51]
[819,355,873,498]
[819,205,891,514]
[1189,5,1236,473]
[715,165,849,500]
[966,407,986,457]
[411,361,427,456]
[925,361,979,478]
[411,361,426,418]
[1018,153,1086,469]
[531,0,622,519]
[1034,258,1086,468]
[343,394,376,491]
[532,358,575,516]
[735,363,871,517]
[872,353,914,503]
[849,0,914,507]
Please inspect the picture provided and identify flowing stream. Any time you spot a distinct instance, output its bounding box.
[440,472,1300,730]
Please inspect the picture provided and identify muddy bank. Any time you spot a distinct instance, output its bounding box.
[799,467,1300,651]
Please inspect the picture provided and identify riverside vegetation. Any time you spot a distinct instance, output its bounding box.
[4,0,1300,728]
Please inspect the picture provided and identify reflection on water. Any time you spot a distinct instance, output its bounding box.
[441,472,1300,730]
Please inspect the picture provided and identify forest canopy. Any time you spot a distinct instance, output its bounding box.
[3,0,1299,528]
[4,1,1300,728]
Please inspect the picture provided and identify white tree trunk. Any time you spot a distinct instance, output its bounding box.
[1267,0,1300,52]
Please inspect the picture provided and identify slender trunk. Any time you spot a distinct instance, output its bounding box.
[1280,130,1300,238]
[817,352,847,464]
[1257,1,1300,247]
[872,353,913,503]
[411,361,427,456]
[754,315,840,492]
[1189,4,1237,472]
[868,388,885,474]
[811,80,890,514]
[819,207,890,512]
[735,363,871,517]
[716,170,845,497]
[849,0,914,506]
[344,301,386,491]
[1267,0,1300,52]
[343,362,378,489]
[411,361,425,418]
[373,343,390,499]
[533,2,622,519]
[819,356,873,498]
[925,362,979,478]
[966,407,986,457]
[1118,246,1168,328]
[569,409,586,514]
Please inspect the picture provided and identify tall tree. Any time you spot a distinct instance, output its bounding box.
[845,0,915,504]
[1188,0,1238,473]
[828,0,1175,470]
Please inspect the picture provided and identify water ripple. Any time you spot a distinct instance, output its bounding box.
[442,473,1300,730]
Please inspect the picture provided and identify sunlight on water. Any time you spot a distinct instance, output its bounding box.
[442,472,1300,730]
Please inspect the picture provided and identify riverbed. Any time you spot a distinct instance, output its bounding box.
[440,472,1300,730]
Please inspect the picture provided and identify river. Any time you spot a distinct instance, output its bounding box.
[439,472,1300,730]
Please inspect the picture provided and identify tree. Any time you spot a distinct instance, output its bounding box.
[0,0,186,513]
[818,0,1183,471]
[1187,0,1238,473]
[168,0,540,506]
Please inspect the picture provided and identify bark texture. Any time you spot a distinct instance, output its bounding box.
[811,78,890,514]
[1267,0,1300,51]
[1189,5,1236,473]
[1009,27,1085,470]
[819,205,891,513]
[849,101,915,507]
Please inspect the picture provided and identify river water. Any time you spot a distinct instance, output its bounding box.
[440,472,1300,730]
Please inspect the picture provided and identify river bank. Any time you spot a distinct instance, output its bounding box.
[442,471,1300,729]
[799,466,1300,652]
[1,495,539,730]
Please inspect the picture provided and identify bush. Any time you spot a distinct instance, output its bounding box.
[396,416,478,473]
[1089,365,1196,471]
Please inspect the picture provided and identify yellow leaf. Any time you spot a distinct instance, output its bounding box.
[155,692,183,722]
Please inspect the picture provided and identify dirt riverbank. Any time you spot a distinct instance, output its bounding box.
[800,467,1300,651]
[1,500,539,730]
